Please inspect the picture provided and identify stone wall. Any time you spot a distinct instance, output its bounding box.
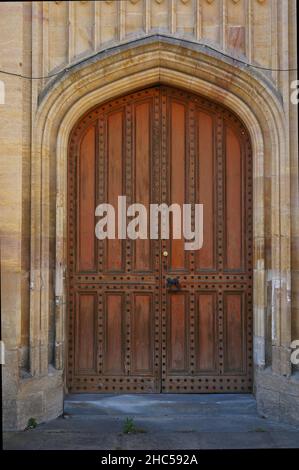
[41,0,278,73]
[0,0,298,430]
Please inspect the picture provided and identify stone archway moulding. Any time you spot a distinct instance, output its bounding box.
[29,37,291,388]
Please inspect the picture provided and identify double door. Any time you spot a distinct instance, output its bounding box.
[67,86,253,393]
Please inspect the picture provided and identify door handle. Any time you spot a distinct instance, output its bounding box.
[166,277,180,290]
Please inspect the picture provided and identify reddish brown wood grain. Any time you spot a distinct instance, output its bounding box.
[76,293,96,372]
[196,111,215,271]
[104,294,124,374]
[196,293,217,372]
[134,102,151,272]
[131,294,153,374]
[168,293,187,372]
[78,126,96,271]
[225,125,242,270]
[170,100,186,271]
[224,293,244,373]
[107,111,124,272]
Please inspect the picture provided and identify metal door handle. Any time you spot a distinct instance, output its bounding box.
[166,277,180,290]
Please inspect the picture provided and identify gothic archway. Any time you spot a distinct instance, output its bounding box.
[30,37,290,403]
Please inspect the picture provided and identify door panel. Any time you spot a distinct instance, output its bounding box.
[168,293,188,373]
[67,86,253,393]
[225,125,243,271]
[224,292,245,373]
[131,293,153,375]
[103,293,124,375]
[196,111,215,271]
[195,292,217,373]
[77,126,96,272]
[169,100,186,271]
[134,101,152,272]
[106,111,124,272]
[75,293,97,373]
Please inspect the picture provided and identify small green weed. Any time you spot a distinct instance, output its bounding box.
[253,427,266,432]
[123,417,146,434]
[26,417,37,430]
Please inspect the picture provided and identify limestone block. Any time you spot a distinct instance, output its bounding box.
[256,387,280,421]
[2,399,18,430]
[279,393,299,426]
[17,392,44,430]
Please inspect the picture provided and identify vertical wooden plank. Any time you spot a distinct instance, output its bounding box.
[170,100,185,270]
[196,293,217,372]
[196,111,215,270]
[168,294,187,372]
[78,126,96,271]
[76,293,96,372]
[104,294,124,374]
[107,111,123,272]
[225,126,242,270]
[224,293,244,372]
[131,294,153,374]
[134,102,151,272]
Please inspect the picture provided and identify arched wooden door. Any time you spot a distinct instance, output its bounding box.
[67,86,253,393]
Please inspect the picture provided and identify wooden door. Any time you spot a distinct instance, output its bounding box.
[67,86,253,393]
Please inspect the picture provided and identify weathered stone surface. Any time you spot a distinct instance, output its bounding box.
[4,394,299,450]
[256,389,280,420]
[2,399,18,430]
